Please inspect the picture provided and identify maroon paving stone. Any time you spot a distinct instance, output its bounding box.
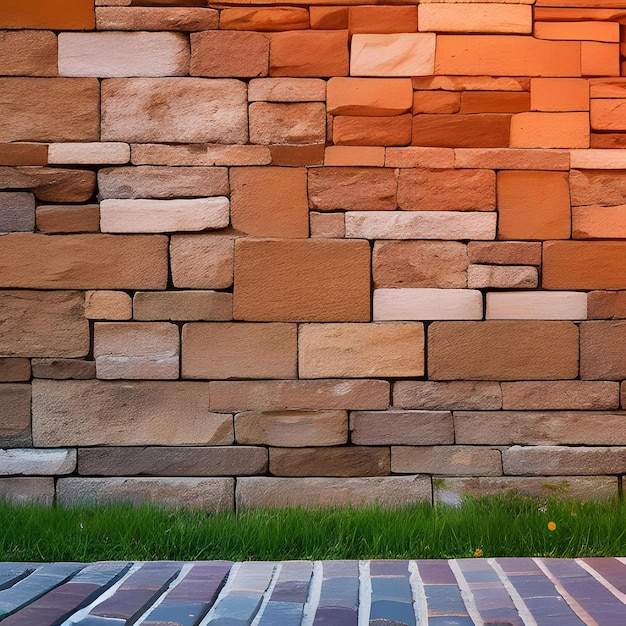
[313,605,358,625]
[164,562,232,603]
[414,560,457,585]
[582,558,626,593]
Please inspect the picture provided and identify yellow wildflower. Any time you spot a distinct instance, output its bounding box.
[548,521,557,531]
[473,548,484,558]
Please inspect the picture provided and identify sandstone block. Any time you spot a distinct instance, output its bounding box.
[248,78,325,102]
[332,114,412,147]
[428,321,579,381]
[0,0,95,29]
[535,20,619,42]
[373,241,468,288]
[310,7,347,29]
[413,91,461,115]
[486,292,587,320]
[131,143,271,167]
[420,4,531,33]
[57,477,234,511]
[467,265,538,289]
[374,289,482,321]
[350,33,436,76]
[310,212,345,237]
[454,147,570,170]
[0,234,167,289]
[32,380,232,446]
[182,323,297,380]
[31,358,95,380]
[392,446,502,476]
[270,144,325,166]
[235,411,348,447]
[85,290,132,320]
[349,6,417,34]
[324,146,385,167]
[582,41,620,77]
[190,31,268,78]
[230,167,308,237]
[510,112,590,149]
[94,322,179,380]
[95,7,219,31]
[0,449,75,476]
[233,239,371,322]
[236,476,431,510]
[78,447,267,476]
[530,78,589,112]
[48,142,130,165]
[0,385,31,446]
[459,91,530,113]
[580,321,626,380]
[502,381,619,410]
[591,99,626,131]
[393,381,502,411]
[590,78,626,98]
[100,198,230,233]
[36,204,100,233]
[59,32,189,77]
[0,30,57,76]
[570,150,626,170]
[0,167,95,203]
[299,323,424,378]
[385,147,455,169]
[220,7,309,31]
[0,358,30,383]
[412,114,511,148]
[209,380,390,411]
[0,192,35,233]
[134,291,232,322]
[398,168,496,211]
[350,410,453,445]
[572,205,626,239]
[467,242,542,265]
[249,102,326,145]
[269,447,390,477]
[170,235,233,290]
[0,144,48,166]
[587,291,620,320]
[308,167,396,211]
[570,169,626,207]
[0,78,99,143]
[102,78,248,144]
[327,78,412,116]
[413,75,530,92]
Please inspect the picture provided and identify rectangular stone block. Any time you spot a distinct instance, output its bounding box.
[131,143,271,166]
[419,3,531,33]
[31,358,94,380]
[0,0,95,29]
[0,478,53,505]
[85,290,132,320]
[392,446,502,476]
[0,358,30,382]
[36,205,100,233]
[0,449,75,476]
[209,380,390,411]
[32,380,232,446]
[0,384,31,446]
[393,381,502,410]
[385,147,455,168]
[0,30,57,76]
[332,113,412,147]
[580,321,626,380]
[510,112,589,149]
[413,113,512,148]
[248,78,326,102]
[327,77,412,116]
[96,6,219,30]
[170,235,233,290]
[570,150,626,170]
[350,410,453,445]
[460,91,531,113]
[535,20,619,42]
[570,169,626,206]
[349,5,417,34]
[572,205,626,239]
[468,264,538,289]
[467,241,542,265]
[413,90,461,114]
[270,447,390,477]
[324,146,385,167]
[454,147,570,170]
[48,142,130,165]
[249,102,326,144]
[0,166,95,203]
[270,144,324,166]
[373,289,483,321]
[220,7,308,31]
[133,291,232,322]
[428,321,579,380]
[502,381,619,410]
[486,292,587,320]
[0,143,48,166]
[0,192,35,232]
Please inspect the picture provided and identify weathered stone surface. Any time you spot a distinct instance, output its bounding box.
[0,449,76,476]
[78,447,267,476]
[467,241,542,265]
[57,477,234,511]
[101,78,248,143]
[0,291,88,357]
[190,31,268,77]
[502,381,619,410]
[0,0,95,29]
[392,446,502,476]
[85,290,132,320]
[0,167,95,203]
[570,169,626,207]
[31,358,96,380]
[393,381,502,411]
[237,476,431,509]
[580,321,626,380]
[48,142,130,165]
[0,234,168,289]
[350,410,453,445]
[96,6,219,30]
[249,102,326,144]
[467,265,538,289]
[32,380,232,446]
[0,385,31,446]
[131,143,271,166]
[386,147,455,168]
[170,235,234,289]
[0,30,57,76]
[36,204,100,233]
[0,478,54,505]
[249,78,326,102]
[270,447,390,477]
[182,323,297,380]
[454,147,570,170]
[235,411,348,447]
[0,192,35,232]
[134,291,232,322]
[0,358,30,382]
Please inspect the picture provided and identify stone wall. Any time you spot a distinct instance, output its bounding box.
[1,0,626,509]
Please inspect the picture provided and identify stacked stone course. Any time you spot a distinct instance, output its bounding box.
[2,0,626,509]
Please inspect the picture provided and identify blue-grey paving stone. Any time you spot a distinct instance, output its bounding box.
[370,577,412,603]
[116,561,182,590]
[256,600,304,626]
[369,600,415,625]
[229,562,275,593]
[312,605,358,625]
[141,600,208,626]
[318,577,359,609]
[495,558,541,576]
[524,595,586,623]
[322,561,359,578]
[539,559,587,579]
[369,561,410,577]
[479,607,524,625]
[279,561,313,581]
[414,561,457,585]
[166,562,232,603]
[0,565,37,591]
[206,592,263,624]
[270,580,310,603]
[73,617,125,626]
[423,585,468,616]
[370,620,413,626]
[428,617,475,626]
[455,560,500,584]
[70,562,132,586]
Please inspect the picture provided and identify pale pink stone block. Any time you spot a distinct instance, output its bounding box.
[386,147,455,168]
[131,144,271,167]
[248,78,326,102]
[374,288,483,321]
[419,4,531,34]
[48,143,130,165]
[570,149,626,170]
[486,292,587,320]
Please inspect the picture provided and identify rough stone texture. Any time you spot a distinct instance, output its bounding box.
[467,241,542,265]
[96,7,219,31]
[31,358,96,380]
[134,291,232,322]
[249,102,326,144]
[235,411,348,447]
[0,290,88,357]
[35,204,100,233]
[572,205,626,239]
[467,265,538,289]
[0,30,58,76]
[182,323,297,380]
[57,477,234,511]
[131,143,271,166]
[454,147,570,170]
[0,478,54,505]
[502,381,619,410]
[0,385,31,447]
[299,323,424,378]
[0,449,76,476]
[170,235,234,289]
[386,147,455,168]
[85,290,132,320]
[324,146,385,167]
[248,78,326,102]
[32,380,233,446]
[0,167,95,203]
[0,358,30,382]
[580,321,626,380]
[350,410,454,445]
[237,476,431,509]
[269,447,390,477]
[101,78,248,143]
[78,447,267,476]
[392,446,502,476]
[0,192,35,232]
[393,381,502,411]
[570,169,626,207]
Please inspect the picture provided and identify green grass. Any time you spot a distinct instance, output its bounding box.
[1,496,625,562]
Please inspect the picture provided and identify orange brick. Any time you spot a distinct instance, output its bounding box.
[590,78,626,98]
[459,92,530,114]
[570,169,626,206]
[428,321,579,381]
[324,146,385,167]
[581,42,620,76]
[510,112,589,149]
[233,239,370,322]
[590,133,626,149]
[0,30,57,76]
[0,0,95,30]
[412,91,460,114]
[230,167,308,238]
[0,144,47,166]
[332,114,412,147]
[454,148,570,171]
[413,75,530,92]
[572,206,626,239]
[535,21,620,42]
[270,144,325,166]
[170,235,233,290]
[530,78,589,111]
[309,7,348,29]
[419,4,531,34]
[95,7,219,31]
[590,99,626,131]
[219,7,309,31]
[85,290,132,321]
[497,171,571,240]
[412,114,511,148]
[327,77,413,116]
[468,242,542,266]
[349,5,417,34]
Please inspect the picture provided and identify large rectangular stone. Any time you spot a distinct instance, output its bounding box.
[580,320,626,380]
[502,381,619,410]
[0,478,54,505]
[392,446,502,476]
[374,288,483,321]
[95,7,219,31]
[0,449,75,476]
[0,30,57,76]
[393,381,502,410]
[32,380,232,446]
[0,0,95,29]
[350,410,453,445]
[0,385,31,446]
[419,3,531,33]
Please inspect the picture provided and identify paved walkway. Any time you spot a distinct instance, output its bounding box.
[0,558,625,625]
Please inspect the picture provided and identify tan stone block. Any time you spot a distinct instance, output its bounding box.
[349,5,417,34]
[570,169,626,207]
[510,112,589,149]
[248,78,325,102]
[31,358,95,380]
[85,290,132,321]
[393,381,502,410]
[412,114,512,148]
[332,114,412,147]
[429,321,579,381]
[170,235,234,289]
[0,234,168,289]
[33,380,232,446]
[0,144,48,166]
[102,78,248,144]
[398,168,495,211]
[0,291,88,357]
[419,3,531,33]
[134,291,232,322]
[48,143,129,165]
[454,147,570,170]
[0,167,95,203]
[373,241,467,289]
[190,31,268,78]
[412,91,461,115]
[96,7,219,30]
[327,77,412,116]
[0,385,31,446]
[270,144,325,166]
[324,146,385,167]
[249,102,326,145]
[587,291,619,320]
[36,204,100,233]
[270,447,390,477]
[182,323,297,380]
[392,446,502,476]
[220,7,309,31]
[0,192,35,232]
[230,167,308,238]
[486,292,587,320]
[209,380,390,411]
[0,78,99,143]
[131,143,271,167]
[310,212,345,238]
[299,323,424,378]
[0,358,30,383]
[237,476,431,510]
[0,0,95,29]
[385,147,455,168]
[0,30,57,76]
[350,410,453,445]
[502,381,619,410]
[581,321,626,380]
[374,288,482,321]
[572,205,626,239]
[0,478,53,505]
[467,242,542,265]
[308,167,396,211]
[57,477,234,511]
[468,265,538,289]
[235,411,348,447]
[233,239,370,322]
[78,446,267,476]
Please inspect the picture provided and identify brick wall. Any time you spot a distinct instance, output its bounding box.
[1,0,626,509]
